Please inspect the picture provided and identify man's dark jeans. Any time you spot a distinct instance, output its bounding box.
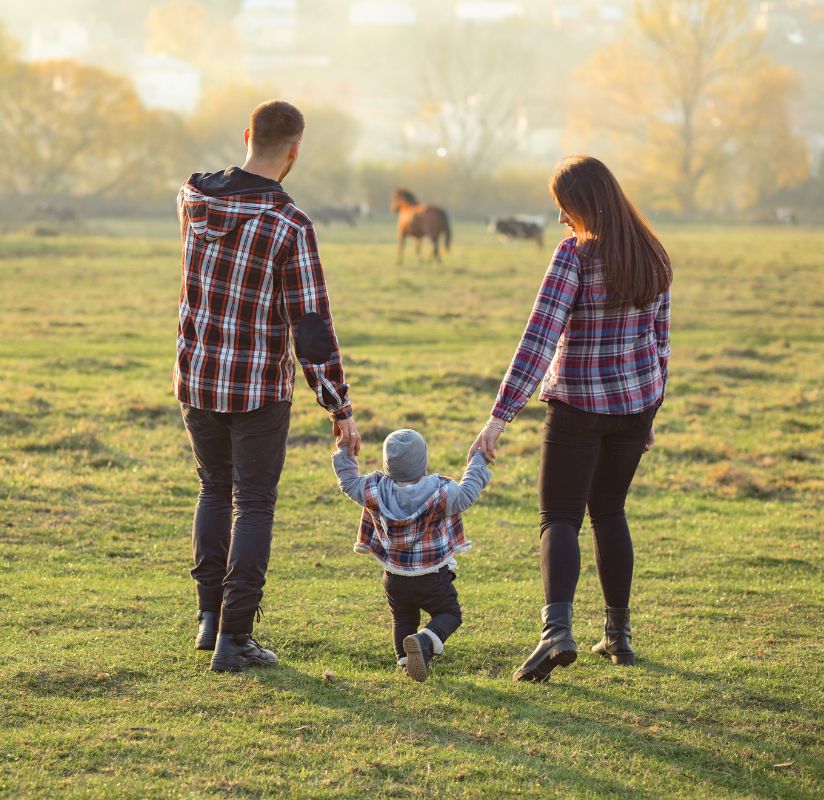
[539,400,656,608]
[181,401,290,634]
[382,566,462,660]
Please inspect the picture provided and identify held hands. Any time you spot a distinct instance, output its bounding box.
[468,417,506,464]
[333,415,361,457]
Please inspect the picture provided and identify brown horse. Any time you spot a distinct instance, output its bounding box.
[391,189,451,264]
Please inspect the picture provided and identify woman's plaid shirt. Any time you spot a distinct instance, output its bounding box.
[174,175,351,416]
[354,473,472,576]
[492,237,670,421]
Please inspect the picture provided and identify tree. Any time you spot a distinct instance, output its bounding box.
[409,20,538,181]
[288,105,358,208]
[0,43,187,200]
[188,83,275,171]
[188,85,358,209]
[566,0,809,215]
[0,21,17,65]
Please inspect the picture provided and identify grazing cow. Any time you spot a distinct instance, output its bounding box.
[391,189,451,264]
[775,207,799,225]
[310,205,360,226]
[488,215,545,248]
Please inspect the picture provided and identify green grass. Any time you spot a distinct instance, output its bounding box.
[0,221,822,799]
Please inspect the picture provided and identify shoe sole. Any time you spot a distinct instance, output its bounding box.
[209,655,278,673]
[593,648,635,666]
[513,647,577,683]
[402,636,429,683]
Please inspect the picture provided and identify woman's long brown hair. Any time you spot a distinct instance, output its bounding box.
[549,156,672,308]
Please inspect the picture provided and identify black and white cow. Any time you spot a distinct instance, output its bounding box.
[488,215,545,248]
[311,205,362,226]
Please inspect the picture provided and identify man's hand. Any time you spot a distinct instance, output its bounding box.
[643,425,655,453]
[333,415,361,456]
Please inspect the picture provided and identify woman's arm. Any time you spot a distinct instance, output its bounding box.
[491,239,581,423]
[654,288,671,392]
[469,239,581,462]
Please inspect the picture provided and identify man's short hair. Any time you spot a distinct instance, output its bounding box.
[249,100,305,154]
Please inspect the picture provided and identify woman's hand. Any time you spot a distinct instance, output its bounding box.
[643,425,655,453]
[468,417,506,463]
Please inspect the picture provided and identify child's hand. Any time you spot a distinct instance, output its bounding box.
[335,433,358,459]
[333,416,361,456]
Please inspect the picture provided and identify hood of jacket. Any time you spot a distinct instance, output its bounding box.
[181,167,293,242]
[372,474,445,522]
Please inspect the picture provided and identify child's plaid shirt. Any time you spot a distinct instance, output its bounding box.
[354,472,472,576]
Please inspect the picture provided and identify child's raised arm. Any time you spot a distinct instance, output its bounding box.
[332,445,368,505]
[445,450,491,515]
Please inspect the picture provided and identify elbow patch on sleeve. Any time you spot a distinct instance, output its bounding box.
[295,312,334,364]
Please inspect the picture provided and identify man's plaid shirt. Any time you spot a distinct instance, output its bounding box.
[174,169,351,417]
[492,237,670,421]
[354,473,472,576]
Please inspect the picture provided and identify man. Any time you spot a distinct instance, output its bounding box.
[174,99,360,672]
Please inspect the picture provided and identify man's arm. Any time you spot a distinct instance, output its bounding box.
[281,222,360,454]
[445,450,492,516]
[281,222,350,415]
[332,446,368,505]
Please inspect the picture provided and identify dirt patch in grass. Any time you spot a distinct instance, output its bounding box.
[0,409,34,435]
[707,462,786,500]
[23,428,107,454]
[123,403,180,429]
[22,426,132,469]
[429,371,502,394]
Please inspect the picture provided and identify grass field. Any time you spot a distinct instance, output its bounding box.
[1,220,822,799]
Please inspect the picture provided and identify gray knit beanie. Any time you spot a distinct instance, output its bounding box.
[383,429,428,484]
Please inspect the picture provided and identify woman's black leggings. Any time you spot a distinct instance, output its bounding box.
[538,400,656,608]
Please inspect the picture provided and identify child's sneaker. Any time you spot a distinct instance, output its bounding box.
[403,629,443,682]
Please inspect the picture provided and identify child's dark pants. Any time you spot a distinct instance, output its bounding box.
[382,566,462,660]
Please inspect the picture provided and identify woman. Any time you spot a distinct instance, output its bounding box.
[469,156,671,682]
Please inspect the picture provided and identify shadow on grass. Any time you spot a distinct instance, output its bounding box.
[711,366,775,383]
[720,347,787,364]
[637,659,811,716]
[249,643,817,799]
[16,666,150,700]
[122,403,182,430]
[257,664,659,798]
[0,409,34,435]
[22,429,133,470]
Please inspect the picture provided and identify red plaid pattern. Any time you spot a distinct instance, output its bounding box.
[174,179,351,416]
[354,473,472,575]
[492,237,670,420]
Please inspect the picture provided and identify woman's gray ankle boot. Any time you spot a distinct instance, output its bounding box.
[591,606,636,665]
[513,602,577,682]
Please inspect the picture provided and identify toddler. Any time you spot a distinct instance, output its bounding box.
[332,429,491,681]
